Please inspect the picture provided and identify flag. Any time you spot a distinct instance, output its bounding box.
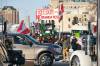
[93,25,97,33]
[17,20,30,34]
[58,3,64,22]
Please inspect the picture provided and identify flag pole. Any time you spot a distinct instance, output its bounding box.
[62,13,63,37]
[61,2,64,40]
[28,16,30,28]
[58,25,61,40]
[58,1,64,40]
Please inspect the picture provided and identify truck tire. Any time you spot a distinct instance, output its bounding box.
[71,56,80,66]
[38,53,53,66]
[0,61,3,66]
[70,55,92,66]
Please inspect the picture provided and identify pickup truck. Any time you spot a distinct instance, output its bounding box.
[4,33,62,66]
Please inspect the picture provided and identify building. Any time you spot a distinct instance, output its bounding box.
[1,6,19,25]
[50,0,97,32]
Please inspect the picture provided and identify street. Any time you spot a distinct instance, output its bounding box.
[23,60,69,66]
[53,61,69,66]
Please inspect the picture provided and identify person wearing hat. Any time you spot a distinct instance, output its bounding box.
[62,35,70,62]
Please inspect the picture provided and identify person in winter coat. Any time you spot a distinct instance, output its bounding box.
[71,36,78,51]
[62,35,70,61]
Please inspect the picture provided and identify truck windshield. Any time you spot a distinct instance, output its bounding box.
[72,30,88,36]
[25,35,41,45]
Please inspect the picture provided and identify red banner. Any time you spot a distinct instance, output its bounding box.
[36,8,60,20]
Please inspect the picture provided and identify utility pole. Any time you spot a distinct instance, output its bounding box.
[59,1,64,39]
[61,17,63,37]
[58,25,61,41]
[97,0,100,66]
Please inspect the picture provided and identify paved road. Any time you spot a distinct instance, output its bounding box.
[23,60,69,66]
[23,60,97,66]
[53,61,69,66]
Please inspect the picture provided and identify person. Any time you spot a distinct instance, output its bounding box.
[77,37,83,50]
[36,37,40,42]
[71,36,78,51]
[5,38,13,49]
[39,37,43,43]
[44,37,48,43]
[62,35,70,61]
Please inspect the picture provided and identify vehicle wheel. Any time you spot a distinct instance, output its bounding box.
[38,53,53,66]
[71,56,80,66]
[0,61,3,66]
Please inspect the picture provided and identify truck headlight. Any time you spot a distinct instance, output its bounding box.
[54,47,62,53]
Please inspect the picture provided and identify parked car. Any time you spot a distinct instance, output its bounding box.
[6,33,62,66]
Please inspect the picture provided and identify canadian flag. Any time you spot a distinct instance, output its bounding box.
[17,20,30,34]
[58,3,64,22]
[93,25,97,33]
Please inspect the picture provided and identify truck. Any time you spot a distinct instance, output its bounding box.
[0,33,62,66]
[0,21,62,66]
[69,23,97,66]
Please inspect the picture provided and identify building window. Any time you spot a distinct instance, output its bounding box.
[59,0,63,2]
[83,12,89,14]
[74,6,76,8]
[81,0,86,2]
[84,15,86,17]
[73,0,81,2]
[85,18,87,21]
[68,18,71,22]
[65,0,70,2]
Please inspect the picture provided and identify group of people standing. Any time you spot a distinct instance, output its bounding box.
[61,34,82,62]
[30,33,82,61]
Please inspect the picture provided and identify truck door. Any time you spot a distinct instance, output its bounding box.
[13,35,34,60]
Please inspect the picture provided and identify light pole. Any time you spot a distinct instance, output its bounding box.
[97,0,100,66]
[58,25,61,40]
[62,15,63,36]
